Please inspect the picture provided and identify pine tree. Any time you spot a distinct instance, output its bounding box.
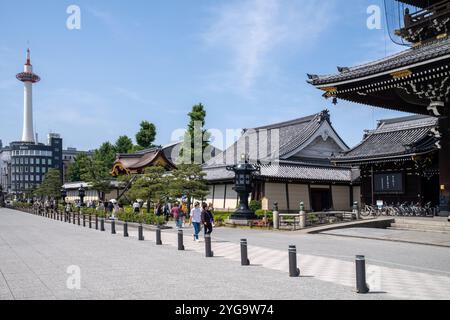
[179,103,211,164]
[34,169,62,199]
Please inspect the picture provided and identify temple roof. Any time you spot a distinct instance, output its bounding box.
[399,0,442,9]
[204,110,348,167]
[203,110,354,183]
[333,115,439,164]
[111,144,178,176]
[308,37,450,87]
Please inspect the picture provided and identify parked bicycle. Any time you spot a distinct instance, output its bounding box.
[361,201,436,217]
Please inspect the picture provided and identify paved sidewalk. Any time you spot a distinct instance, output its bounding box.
[321,228,450,248]
[0,208,383,300]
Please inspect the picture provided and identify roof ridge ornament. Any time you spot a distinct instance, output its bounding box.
[337,66,349,73]
[319,109,331,123]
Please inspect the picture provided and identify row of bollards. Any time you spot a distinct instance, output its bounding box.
[26,207,370,294]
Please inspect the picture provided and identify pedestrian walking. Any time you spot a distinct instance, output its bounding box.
[163,203,170,222]
[201,202,214,236]
[155,203,163,216]
[171,203,182,228]
[190,202,202,241]
[133,200,140,214]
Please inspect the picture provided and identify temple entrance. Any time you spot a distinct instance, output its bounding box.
[422,174,440,208]
[311,188,331,212]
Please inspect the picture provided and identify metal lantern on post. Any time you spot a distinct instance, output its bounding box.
[226,154,260,220]
[78,185,85,207]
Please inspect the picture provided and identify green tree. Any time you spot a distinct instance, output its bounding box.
[136,121,157,149]
[168,164,209,211]
[179,103,211,164]
[115,135,134,154]
[79,156,114,201]
[93,142,117,170]
[127,166,167,213]
[34,169,62,199]
[67,152,89,182]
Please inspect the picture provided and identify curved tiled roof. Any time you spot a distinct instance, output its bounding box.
[204,110,338,166]
[308,37,450,86]
[334,115,438,162]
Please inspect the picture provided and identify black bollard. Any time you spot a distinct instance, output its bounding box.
[83,214,86,227]
[111,220,116,234]
[138,224,144,240]
[77,214,80,226]
[100,218,105,231]
[356,255,370,294]
[205,234,214,257]
[72,213,76,224]
[240,239,250,266]
[178,229,184,251]
[123,222,128,237]
[288,245,300,277]
[89,215,92,229]
[156,226,162,245]
[95,215,98,230]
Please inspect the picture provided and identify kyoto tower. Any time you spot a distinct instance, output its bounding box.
[16,49,40,143]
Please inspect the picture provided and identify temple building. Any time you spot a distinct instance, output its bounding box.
[308,0,450,214]
[203,110,360,212]
[110,142,180,176]
[333,115,439,206]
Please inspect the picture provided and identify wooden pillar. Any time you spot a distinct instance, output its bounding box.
[439,116,450,213]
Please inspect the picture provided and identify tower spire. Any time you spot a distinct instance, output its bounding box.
[26,48,31,65]
[16,48,40,143]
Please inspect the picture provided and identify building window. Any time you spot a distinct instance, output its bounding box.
[24,158,28,165]
[30,158,34,164]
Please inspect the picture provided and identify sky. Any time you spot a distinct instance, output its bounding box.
[0,0,411,151]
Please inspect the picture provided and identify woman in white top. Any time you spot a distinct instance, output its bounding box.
[190,202,202,241]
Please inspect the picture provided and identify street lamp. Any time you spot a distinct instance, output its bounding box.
[226,154,260,220]
[78,185,85,207]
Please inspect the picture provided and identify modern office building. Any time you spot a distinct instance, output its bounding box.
[0,145,12,194]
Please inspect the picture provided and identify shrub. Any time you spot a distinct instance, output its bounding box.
[249,200,262,212]
[255,209,273,218]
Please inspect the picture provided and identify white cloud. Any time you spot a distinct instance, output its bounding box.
[114,87,148,105]
[203,0,336,93]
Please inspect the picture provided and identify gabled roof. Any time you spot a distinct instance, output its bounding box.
[308,37,450,87]
[333,115,439,164]
[112,147,176,176]
[203,110,353,183]
[204,110,347,167]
